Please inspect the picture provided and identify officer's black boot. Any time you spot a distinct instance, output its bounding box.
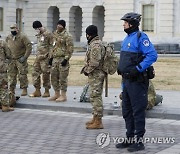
[115,137,134,149]
[127,137,145,152]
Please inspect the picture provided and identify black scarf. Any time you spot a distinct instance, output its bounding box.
[124,26,139,35]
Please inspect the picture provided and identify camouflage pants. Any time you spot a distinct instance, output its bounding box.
[8,59,28,89]
[32,58,50,89]
[0,73,9,106]
[51,58,69,92]
[88,70,105,117]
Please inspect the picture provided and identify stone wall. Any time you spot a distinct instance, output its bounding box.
[0,0,180,46]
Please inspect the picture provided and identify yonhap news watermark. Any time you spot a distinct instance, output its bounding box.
[96,132,175,148]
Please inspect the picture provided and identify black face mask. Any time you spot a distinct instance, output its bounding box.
[124,26,139,35]
[86,34,90,41]
[11,31,17,36]
[87,34,98,44]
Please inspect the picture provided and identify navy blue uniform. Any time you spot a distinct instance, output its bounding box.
[118,31,157,139]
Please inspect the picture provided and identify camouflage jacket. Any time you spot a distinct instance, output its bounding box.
[36,28,53,60]
[83,36,105,74]
[0,40,11,73]
[6,32,32,59]
[50,29,74,60]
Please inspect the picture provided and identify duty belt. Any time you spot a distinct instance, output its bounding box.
[122,73,139,82]
[122,72,147,82]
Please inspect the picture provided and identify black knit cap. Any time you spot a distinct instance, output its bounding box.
[57,20,66,28]
[86,25,98,36]
[32,21,42,29]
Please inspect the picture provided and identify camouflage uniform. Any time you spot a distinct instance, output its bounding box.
[83,36,106,117]
[6,28,32,95]
[0,39,14,111]
[32,28,53,91]
[50,29,73,96]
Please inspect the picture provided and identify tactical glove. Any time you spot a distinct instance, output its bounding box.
[129,67,139,77]
[84,72,89,76]
[18,56,26,63]
[48,58,53,66]
[80,66,88,76]
[61,59,68,66]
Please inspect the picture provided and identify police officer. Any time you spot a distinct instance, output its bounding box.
[116,13,158,152]
[6,24,32,96]
[0,38,14,112]
[48,20,74,102]
[81,25,106,129]
[29,21,53,97]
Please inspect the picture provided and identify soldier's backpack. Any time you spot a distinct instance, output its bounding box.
[146,80,163,110]
[102,43,119,75]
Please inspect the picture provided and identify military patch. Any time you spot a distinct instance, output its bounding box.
[143,40,150,47]
[92,43,100,48]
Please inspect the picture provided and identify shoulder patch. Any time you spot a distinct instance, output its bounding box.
[143,40,150,47]
[91,42,100,49]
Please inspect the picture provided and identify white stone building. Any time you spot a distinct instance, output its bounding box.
[0,0,180,47]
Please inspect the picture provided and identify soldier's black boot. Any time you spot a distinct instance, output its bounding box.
[127,142,145,152]
[115,137,134,149]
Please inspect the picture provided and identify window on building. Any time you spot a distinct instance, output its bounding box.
[16,8,23,31]
[0,7,3,31]
[142,5,154,32]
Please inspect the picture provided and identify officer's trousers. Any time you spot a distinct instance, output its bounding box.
[122,79,149,138]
